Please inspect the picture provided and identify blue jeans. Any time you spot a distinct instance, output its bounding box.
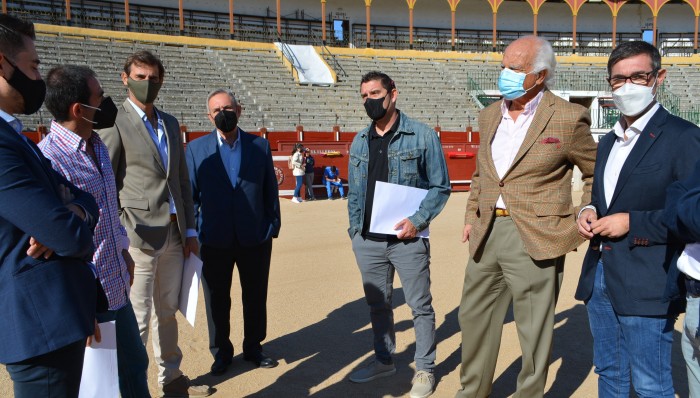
[351,234,435,371]
[325,180,344,198]
[684,294,700,398]
[96,302,151,398]
[587,260,675,398]
[293,175,303,197]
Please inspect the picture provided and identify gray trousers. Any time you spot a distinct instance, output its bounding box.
[351,234,436,371]
[304,172,315,199]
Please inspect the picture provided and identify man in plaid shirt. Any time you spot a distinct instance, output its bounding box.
[40,65,150,397]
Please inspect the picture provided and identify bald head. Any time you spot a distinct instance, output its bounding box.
[503,36,556,87]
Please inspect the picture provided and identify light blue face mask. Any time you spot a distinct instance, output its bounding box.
[498,68,533,100]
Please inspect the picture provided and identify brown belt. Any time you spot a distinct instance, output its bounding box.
[495,208,510,217]
[170,213,177,223]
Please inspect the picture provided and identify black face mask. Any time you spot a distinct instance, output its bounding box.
[214,109,238,133]
[85,96,118,130]
[364,96,388,121]
[5,58,46,115]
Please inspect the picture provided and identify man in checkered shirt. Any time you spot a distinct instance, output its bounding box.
[39,65,150,398]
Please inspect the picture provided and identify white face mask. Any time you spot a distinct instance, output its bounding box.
[612,79,656,117]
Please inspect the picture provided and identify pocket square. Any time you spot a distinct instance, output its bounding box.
[541,137,561,144]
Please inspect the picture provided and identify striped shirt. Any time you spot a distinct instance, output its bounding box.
[39,121,130,311]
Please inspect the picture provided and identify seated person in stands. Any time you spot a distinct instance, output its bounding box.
[323,165,345,200]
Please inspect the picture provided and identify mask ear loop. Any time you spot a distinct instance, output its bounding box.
[524,69,544,93]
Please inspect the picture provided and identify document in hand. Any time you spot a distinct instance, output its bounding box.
[369,181,429,238]
[179,254,203,327]
[79,321,118,398]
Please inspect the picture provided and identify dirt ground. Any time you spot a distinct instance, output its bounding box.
[0,191,690,397]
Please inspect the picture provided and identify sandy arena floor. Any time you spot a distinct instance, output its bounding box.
[1,191,689,397]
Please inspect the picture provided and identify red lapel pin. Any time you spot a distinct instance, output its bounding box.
[649,132,656,138]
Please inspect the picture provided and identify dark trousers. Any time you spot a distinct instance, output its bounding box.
[6,339,86,398]
[201,239,272,359]
[96,302,151,398]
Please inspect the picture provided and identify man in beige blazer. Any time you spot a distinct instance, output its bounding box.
[455,36,597,398]
[100,50,210,397]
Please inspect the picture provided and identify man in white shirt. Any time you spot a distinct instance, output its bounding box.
[99,50,210,397]
[576,40,700,397]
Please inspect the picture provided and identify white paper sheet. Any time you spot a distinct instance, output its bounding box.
[179,254,203,327]
[79,321,118,398]
[369,181,430,238]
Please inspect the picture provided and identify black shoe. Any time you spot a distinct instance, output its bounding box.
[210,356,232,376]
[243,352,278,368]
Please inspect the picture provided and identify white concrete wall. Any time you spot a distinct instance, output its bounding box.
[126,0,696,34]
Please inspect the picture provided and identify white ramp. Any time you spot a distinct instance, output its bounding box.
[275,43,335,85]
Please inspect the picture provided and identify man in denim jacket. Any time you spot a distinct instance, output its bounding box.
[347,71,450,398]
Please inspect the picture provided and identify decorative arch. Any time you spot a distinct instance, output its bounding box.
[447,0,461,51]
[682,0,700,53]
[524,0,547,35]
[486,0,505,51]
[640,0,671,46]
[602,0,627,48]
[563,0,586,53]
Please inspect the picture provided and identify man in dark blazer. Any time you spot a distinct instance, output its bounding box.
[99,50,210,397]
[665,160,700,398]
[576,41,700,397]
[0,15,99,397]
[186,89,281,375]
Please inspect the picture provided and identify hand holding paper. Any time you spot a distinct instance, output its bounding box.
[369,181,429,238]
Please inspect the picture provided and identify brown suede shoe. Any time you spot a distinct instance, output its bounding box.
[161,375,211,397]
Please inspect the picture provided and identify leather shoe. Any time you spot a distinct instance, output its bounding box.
[210,356,232,376]
[244,352,278,368]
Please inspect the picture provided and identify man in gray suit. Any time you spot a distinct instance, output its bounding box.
[100,50,210,397]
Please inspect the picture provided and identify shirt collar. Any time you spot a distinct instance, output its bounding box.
[370,110,401,139]
[127,98,160,125]
[50,120,96,151]
[0,108,22,133]
[500,90,544,118]
[613,102,660,142]
[216,127,240,148]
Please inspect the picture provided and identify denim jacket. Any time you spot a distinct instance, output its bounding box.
[347,112,451,238]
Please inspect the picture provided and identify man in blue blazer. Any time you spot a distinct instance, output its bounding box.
[575,41,700,397]
[186,89,281,375]
[0,15,100,397]
[665,159,700,397]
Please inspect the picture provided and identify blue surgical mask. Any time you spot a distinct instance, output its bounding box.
[498,68,532,100]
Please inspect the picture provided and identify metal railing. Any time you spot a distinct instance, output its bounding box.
[8,0,700,56]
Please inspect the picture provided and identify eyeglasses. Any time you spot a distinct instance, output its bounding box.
[607,70,657,89]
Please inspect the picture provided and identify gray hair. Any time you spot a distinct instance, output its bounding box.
[528,36,557,87]
[206,88,237,113]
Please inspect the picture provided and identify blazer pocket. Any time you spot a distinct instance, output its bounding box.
[121,198,150,210]
[533,202,574,216]
[631,162,661,175]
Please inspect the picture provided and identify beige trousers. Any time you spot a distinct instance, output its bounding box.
[455,216,564,398]
[129,223,184,385]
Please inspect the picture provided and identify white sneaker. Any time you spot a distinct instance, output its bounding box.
[410,370,435,398]
[348,359,396,383]
[291,197,301,203]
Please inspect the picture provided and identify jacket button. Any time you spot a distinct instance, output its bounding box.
[499,182,504,187]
